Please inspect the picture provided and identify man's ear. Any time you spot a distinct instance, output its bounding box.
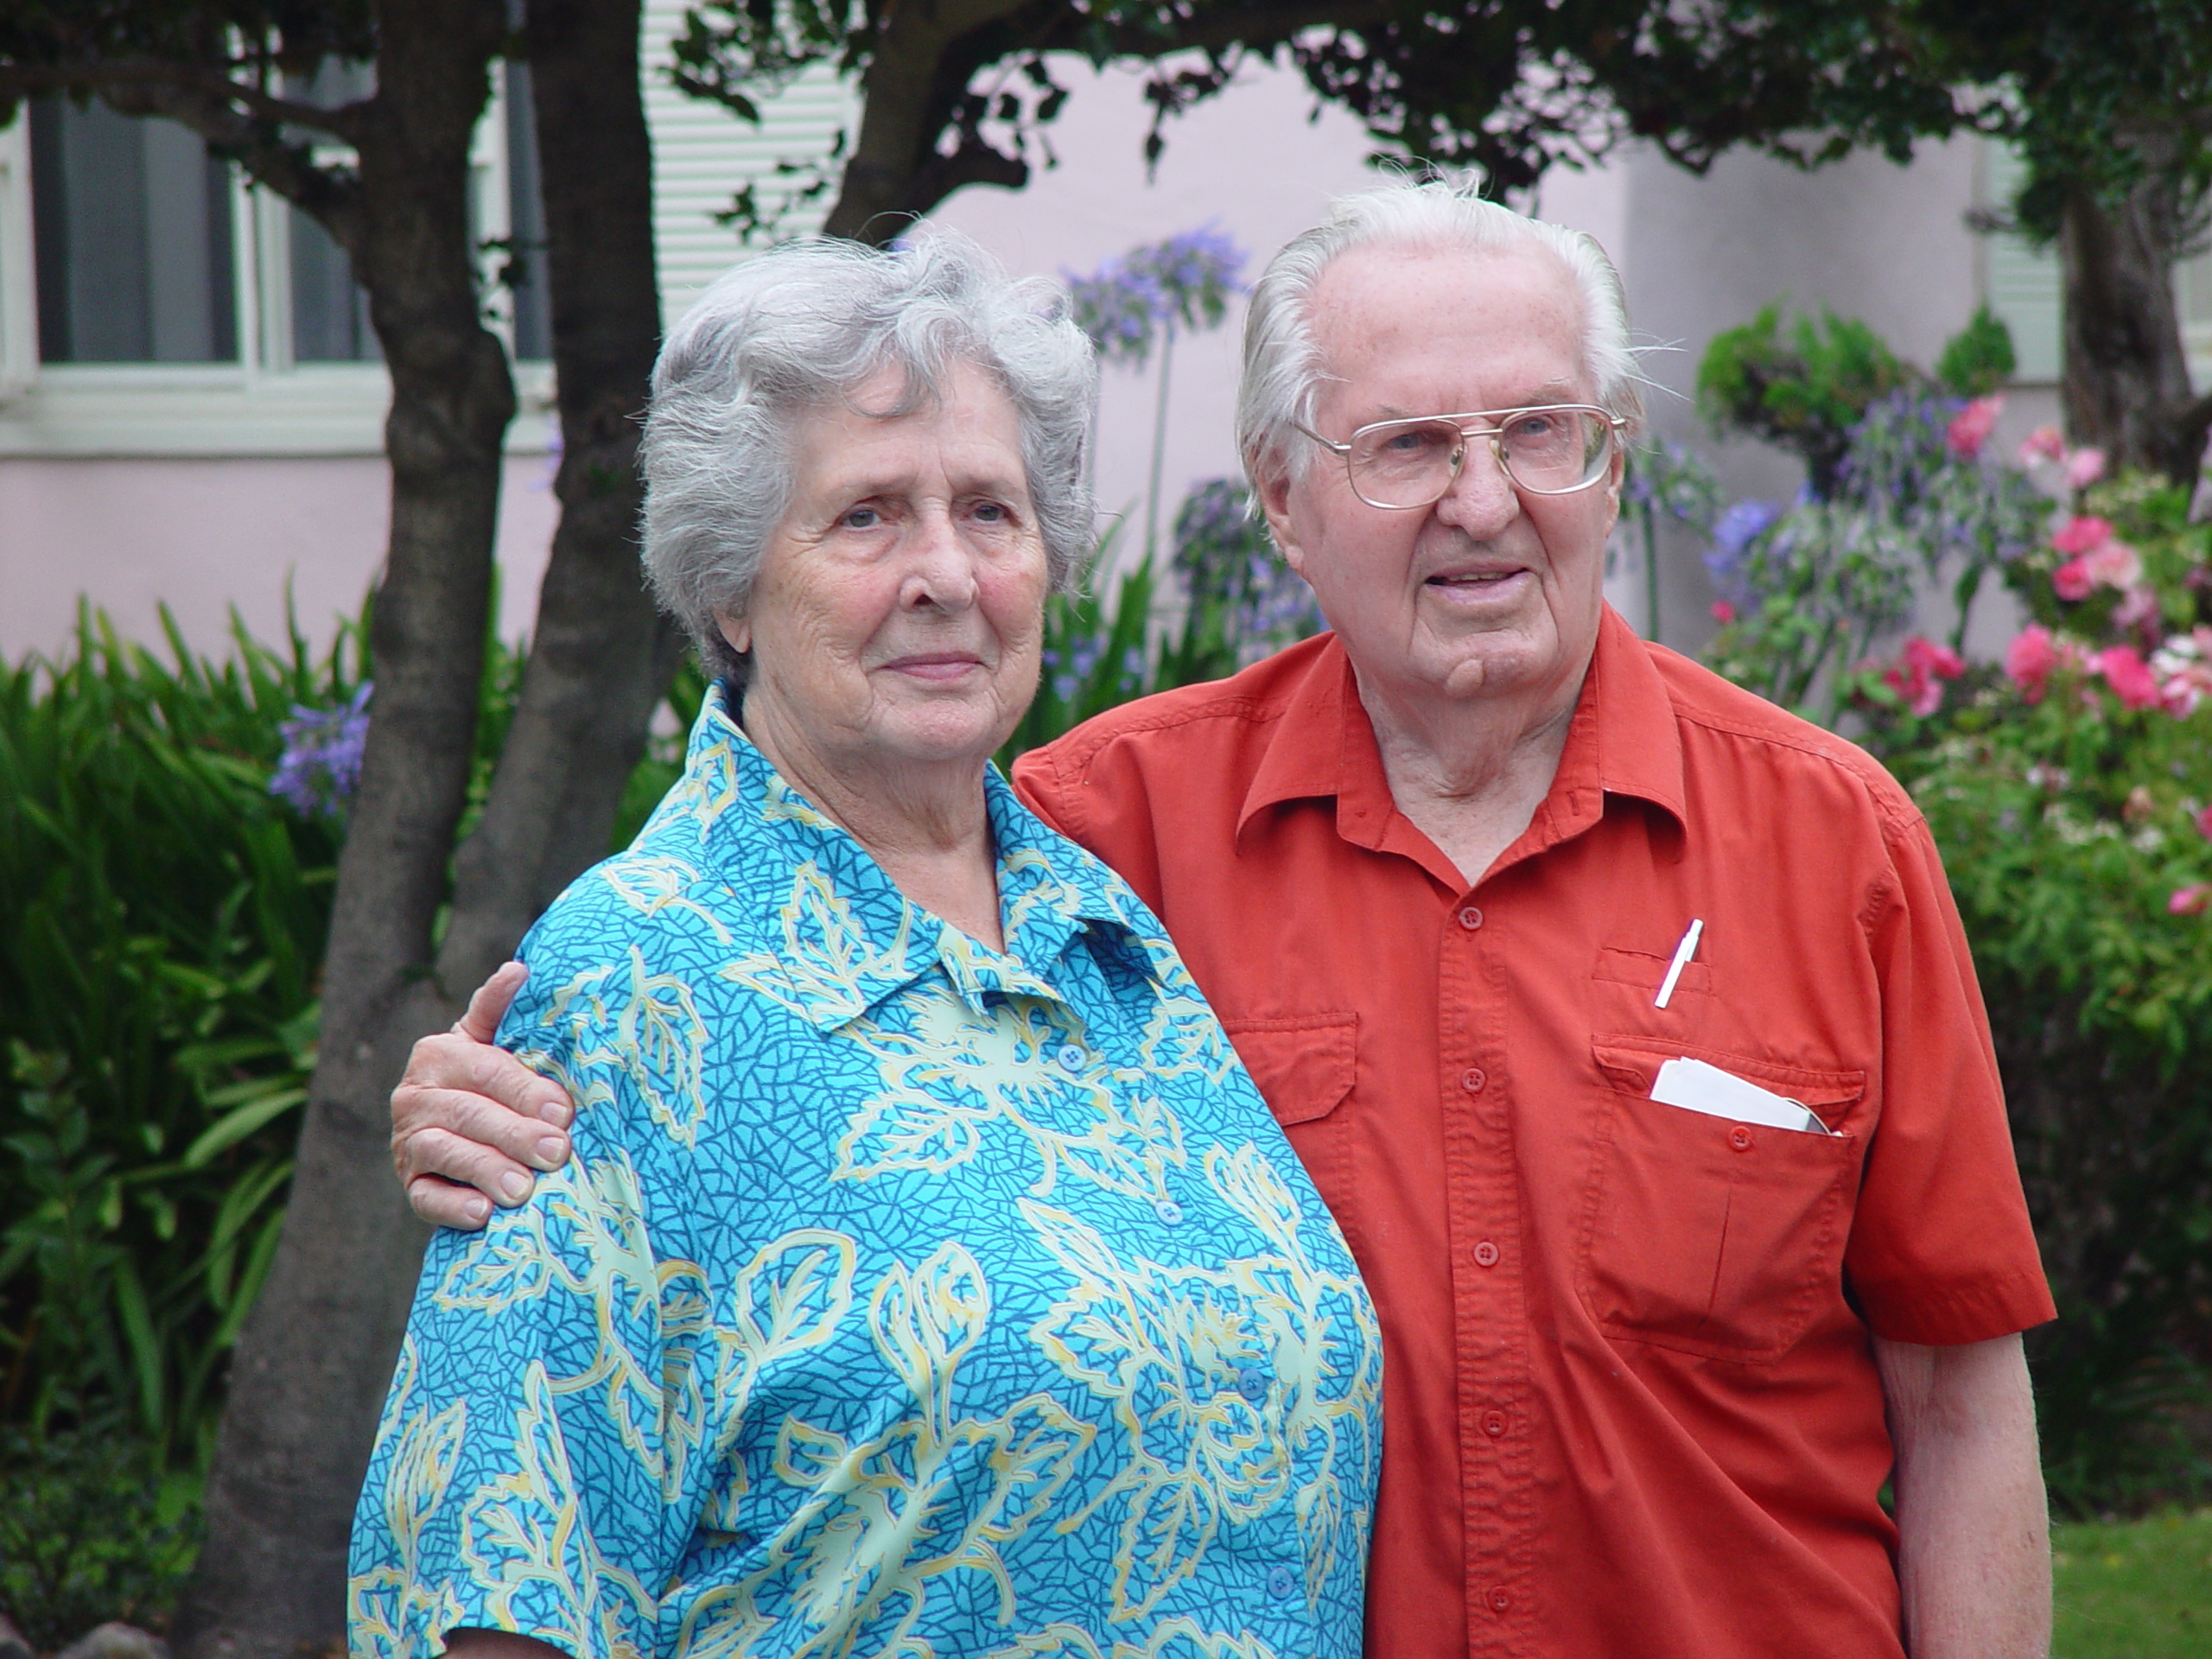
[1251,453,1309,577]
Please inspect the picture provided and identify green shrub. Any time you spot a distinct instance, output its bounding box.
[1863,481,2212,1515]
[1696,302,1915,496]
[0,601,524,1469]
[0,609,357,1467]
[1936,302,2018,397]
[0,1425,196,1649]
[1699,299,2212,1512]
[1701,388,2046,721]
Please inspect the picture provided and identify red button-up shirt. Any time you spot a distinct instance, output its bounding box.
[1012,608,2054,1659]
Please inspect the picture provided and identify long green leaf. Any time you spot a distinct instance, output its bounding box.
[182,1090,308,1168]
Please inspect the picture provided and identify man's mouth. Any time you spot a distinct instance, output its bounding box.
[1426,568,1527,591]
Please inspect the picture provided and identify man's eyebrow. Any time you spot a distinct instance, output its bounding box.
[1366,382,1586,422]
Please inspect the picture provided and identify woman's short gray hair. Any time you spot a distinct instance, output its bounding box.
[642,234,1097,683]
[1237,180,1645,488]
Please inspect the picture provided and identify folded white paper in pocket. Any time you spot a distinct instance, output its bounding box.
[1650,1057,1834,1135]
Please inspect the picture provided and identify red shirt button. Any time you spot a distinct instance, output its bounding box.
[1473,1240,1500,1268]
[1458,905,1484,931]
[1488,1588,1512,1614]
[1482,1408,1508,1437]
[1729,1125,1755,1152]
[1461,1067,1487,1093]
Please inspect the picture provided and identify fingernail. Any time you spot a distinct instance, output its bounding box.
[499,1171,531,1204]
[533,1135,568,1167]
[540,1100,573,1128]
[464,1198,490,1225]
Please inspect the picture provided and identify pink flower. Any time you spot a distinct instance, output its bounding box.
[1902,636,1966,681]
[2112,584,2161,643]
[1946,395,2002,460]
[2196,804,2212,842]
[2018,425,2067,466]
[2063,447,2107,489]
[2169,885,2210,917]
[2085,539,2144,590]
[1711,600,1737,625]
[2052,558,2094,601]
[2005,626,2060,702]
[1883,635,1966,715]
[2051,515,2115,556]
[2097,645,2162,710]
[1882,664,1946,716]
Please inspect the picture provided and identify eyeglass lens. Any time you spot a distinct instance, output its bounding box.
[1349,408,1611,506]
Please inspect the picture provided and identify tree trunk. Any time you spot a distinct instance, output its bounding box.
[439,0,682,990]
[820,0,1033,244]
[172,5,516,1656]
[2058,164,2212,489]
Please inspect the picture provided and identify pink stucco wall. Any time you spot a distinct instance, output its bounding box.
[0,454,558,663]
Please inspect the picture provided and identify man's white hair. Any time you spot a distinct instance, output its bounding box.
[1237,179,1646,487]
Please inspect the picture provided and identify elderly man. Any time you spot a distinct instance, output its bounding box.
[393,181,2055,1657]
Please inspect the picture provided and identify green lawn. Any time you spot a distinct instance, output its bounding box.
[2052,1508,2212,1658]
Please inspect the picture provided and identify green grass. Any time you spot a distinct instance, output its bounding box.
[2053,1508,2212,1657]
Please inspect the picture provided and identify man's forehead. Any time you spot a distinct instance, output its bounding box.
[1304,240,1587,401]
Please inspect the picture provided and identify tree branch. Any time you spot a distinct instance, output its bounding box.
[1044,0,1396,62]
[83,72,365,249]
[0,59,369,143]
[911,132,1029,207]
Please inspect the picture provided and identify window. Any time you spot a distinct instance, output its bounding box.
[1981,142,2063,385]
[0,16,854,454]
[0,66,550,455]
[2179,241,2212,385]
[29,99,238,365]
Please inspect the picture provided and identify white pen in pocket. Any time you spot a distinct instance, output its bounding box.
[1654,918,1703,1009]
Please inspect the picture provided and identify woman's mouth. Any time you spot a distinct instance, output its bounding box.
[882,652,984,683]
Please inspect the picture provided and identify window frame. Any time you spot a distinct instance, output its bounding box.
[0,70,553,459]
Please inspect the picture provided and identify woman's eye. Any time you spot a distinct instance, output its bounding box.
[840,505,881,530]
[971,500,1008,524]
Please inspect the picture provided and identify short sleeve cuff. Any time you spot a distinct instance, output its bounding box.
[1855,1266,2058,1345]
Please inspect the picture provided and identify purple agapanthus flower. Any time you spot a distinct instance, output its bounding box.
[1705,499,1779,604]
[270,683,372,819]
[1064,223,1247,366]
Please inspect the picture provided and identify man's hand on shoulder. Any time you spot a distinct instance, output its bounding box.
[391,961,579,1230]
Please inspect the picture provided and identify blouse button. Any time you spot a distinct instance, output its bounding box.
[1457,905,1484,931]
[1153,1198,1185,1225]
[1236,1365,1270,1403]
[1266,1564,1298,1599]
[1473,1240,1500,1268]
[1729,1125,1755,1152]
[1482,1408,1508,1438]
[1487,1587,1513,1614]
[1461,1066,1487,1093]
[1055,1044,1086,1073]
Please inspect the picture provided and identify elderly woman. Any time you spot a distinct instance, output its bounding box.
[348,236,1379,1659]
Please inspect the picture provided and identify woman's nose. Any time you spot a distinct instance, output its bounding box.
[902,507,980,611]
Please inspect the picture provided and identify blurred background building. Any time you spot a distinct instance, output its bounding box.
[3,0,2209,664]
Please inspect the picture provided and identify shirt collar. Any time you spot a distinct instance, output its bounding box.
[1234,606,1687,857]
[658,682,1167,1032]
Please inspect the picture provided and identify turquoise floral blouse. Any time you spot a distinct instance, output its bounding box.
[349,683,1382,1659]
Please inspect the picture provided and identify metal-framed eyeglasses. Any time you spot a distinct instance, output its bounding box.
[1294,404,1627,510]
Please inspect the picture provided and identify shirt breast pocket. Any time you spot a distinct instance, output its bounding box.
[1222,1012,1359,1245]
[1576,1036,1866,1363]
